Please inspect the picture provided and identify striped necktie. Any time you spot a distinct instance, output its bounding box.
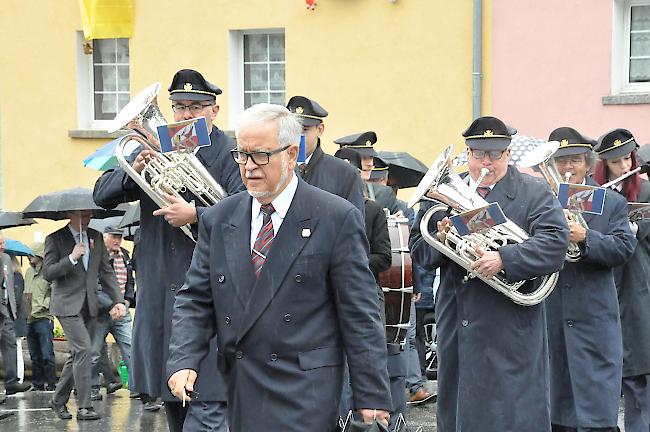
[251,204,276,277]
[477,186,491,198]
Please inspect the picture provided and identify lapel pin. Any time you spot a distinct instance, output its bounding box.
[301,228,311,238]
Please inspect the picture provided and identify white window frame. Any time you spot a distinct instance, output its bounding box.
[228,28,285,130]
[612,0,650,94]
[75,32,130,130]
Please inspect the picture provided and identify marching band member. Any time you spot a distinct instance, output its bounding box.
[409,116,569,432]
[545,127,636,432]
[593,129,650,432]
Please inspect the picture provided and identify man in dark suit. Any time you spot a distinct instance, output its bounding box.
[167,103,391,432]
[94,69,244,432]
[410,116,569,432]
[43,210,126,421]
[286,95,365,215]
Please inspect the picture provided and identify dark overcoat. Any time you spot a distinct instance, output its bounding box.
[615,180,650,377]
[167,179,391,432]
[545,179,635,428]
[409,166,569,432]
[93,126,244,401]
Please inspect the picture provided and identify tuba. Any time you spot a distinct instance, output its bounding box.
[408,145,559,306]
[519,141,587,262]
[107,83,227,241]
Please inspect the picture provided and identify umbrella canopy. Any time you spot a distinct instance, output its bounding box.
[0,211,36,230]
[4,238,35,256]
[23,187,129,220]
[452,134,546,166]
[118,202,140,229]
[376,151,428,189]
[88,216,137,241]
[83,137,122,171]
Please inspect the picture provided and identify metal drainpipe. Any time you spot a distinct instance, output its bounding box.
[472,0,483,120]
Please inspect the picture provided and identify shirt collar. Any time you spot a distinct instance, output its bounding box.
[251,173,299,220]
[467,175,494,191]
[68,225,86,238]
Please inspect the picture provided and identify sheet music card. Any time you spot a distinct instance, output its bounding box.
[157,117,211,153]
[450,202,507,236]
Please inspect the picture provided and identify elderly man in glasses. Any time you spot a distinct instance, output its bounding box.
[94,69,245,432]
[410,116,570,432]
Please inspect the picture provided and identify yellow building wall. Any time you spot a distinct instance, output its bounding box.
[0,0,492,243]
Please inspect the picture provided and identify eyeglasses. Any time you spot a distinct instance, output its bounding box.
[171,103,214,115]
[554,156,586,166]
[470,149,506,161]
[230,145,290,166]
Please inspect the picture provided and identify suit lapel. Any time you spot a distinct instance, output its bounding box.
[236,181,318,343]
[222,195,256,307]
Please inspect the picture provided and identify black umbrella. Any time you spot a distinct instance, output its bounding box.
[376,151,428,189]
[88,216,137,241]
[0,211,36,230]
[118,202,140,229]
[22,187,129,220]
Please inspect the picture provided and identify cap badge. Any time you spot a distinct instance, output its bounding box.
[296,106,304,114]
[484,130,493,137]
[614,139,622,147]
[560,139,569,147]
[365,140,372,146]
[183,83,193,91]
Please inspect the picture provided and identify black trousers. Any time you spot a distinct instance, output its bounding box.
[551,423,620,432]
[165,400,188,432]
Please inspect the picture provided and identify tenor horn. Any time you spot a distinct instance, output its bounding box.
[107,83,227,241]
[408,145,558,306]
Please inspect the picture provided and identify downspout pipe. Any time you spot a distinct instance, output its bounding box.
[472,0,483,119]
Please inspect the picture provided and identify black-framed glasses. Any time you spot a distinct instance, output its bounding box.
[171,103,214,115]
[554,155,586,166]
[470,149,506,161]
[231,145,290,166]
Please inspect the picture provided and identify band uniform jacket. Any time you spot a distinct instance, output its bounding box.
[300,144,365,216]
[615,179,650,377]
[42,227,123,317]
[364,198,392,284]
[166,179,392,432]
[545,178,635,428]
[93,126,245,401]
[409,166,569,432]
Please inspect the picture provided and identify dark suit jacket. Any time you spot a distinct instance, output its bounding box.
[108,247,135,307]
[0,253,16,320]
[167,179,391,432]
[43,226,123,317]
[364,199,391,283]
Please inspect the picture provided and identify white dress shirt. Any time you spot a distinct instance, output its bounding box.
[250,173,299,252]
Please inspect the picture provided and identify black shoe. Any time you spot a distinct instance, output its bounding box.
[90,388,103,401]
[32,384,45,391]
[106,382,123,394]
[50,400,72,420]
[143,400,162,412]
[77,407,100,421]
[5,382,33,395]
[129,391,142,399]
[0,412,15,420]
[45,384,56,392]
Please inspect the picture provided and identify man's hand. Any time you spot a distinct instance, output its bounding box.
[168,369,198,405]
[567,219,587,243]
[131,149,156,174]
[152,194,197,227]
[109,303,126,320]
[412,292,422,303]
[357,409,390,427]
[436,217,452,243]
[470,247,503,279]
[70,243,87,261]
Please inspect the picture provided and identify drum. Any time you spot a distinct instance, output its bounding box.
[378,216,413,345]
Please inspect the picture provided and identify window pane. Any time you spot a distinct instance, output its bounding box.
[94,65,117,91]
[116,38,129,63]
[631,5,650,31]
[117,66,130,91]
[269,34,285,61]
[118,94,130,111]
[269,92,285,105]
[244,34,268,62]
[94,39,117,63]
[269,64,285,91]
[244,64,269,91]
[94,93,117,120]
[630,58,650,82]
[244,92,269,109]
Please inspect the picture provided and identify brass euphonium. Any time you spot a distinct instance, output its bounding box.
[408,145,559,306]
[107,83,227,241]
[518,141,587,262]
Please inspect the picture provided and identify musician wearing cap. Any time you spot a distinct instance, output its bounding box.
[543,127,636,432]
[286,96,365,215]
[335,131,379,181]
[593,129,650,432]
[409,116,569,432]
[94,69,245,432]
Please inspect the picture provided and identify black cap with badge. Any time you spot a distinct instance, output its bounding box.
[549,127,596,157]
[103,226,124,236]
[168,69,222,101]
[334,131,378,157]
[286,96,328,126]
[368,158,389,182]
[462,116,517,151]
[595,128,638,160]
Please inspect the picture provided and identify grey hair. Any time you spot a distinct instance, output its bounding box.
[237,103,302,148]
[585,150,597,170]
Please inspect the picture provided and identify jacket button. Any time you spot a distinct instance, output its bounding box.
[235,351,243,359]
[295,274,303,283]
[170,242,175,251]
[270,353,278,361]
[170,284,178,291]
[461,319,469,327]
[218,274,226,283]
[283,314,292,322]
[225,316,231,324]
[567,320,574,327]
